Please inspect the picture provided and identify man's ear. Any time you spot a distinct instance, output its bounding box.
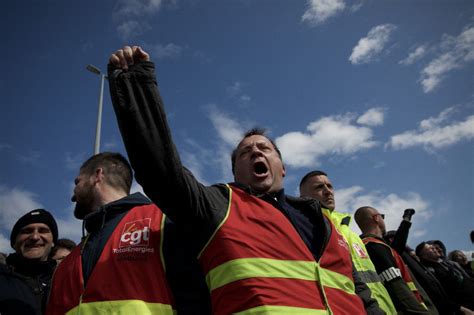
[282,164,286,178]
[94,167,105,183]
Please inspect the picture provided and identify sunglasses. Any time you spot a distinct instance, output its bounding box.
[372,213,385,220]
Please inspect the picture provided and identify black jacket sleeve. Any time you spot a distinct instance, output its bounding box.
[365,243,430,314]
[391,220,411,255]
[108,62,228,230]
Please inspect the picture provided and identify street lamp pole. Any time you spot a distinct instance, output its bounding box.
[86,64,107,155]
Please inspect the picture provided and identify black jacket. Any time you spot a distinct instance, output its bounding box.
[0,254,56,315]
[387,221,461,314]
[108,61,384,314]
[421,258,474,310]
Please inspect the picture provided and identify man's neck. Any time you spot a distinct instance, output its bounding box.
[365,228,382,238]
[95,188,128,210]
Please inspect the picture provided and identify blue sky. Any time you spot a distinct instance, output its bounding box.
[1,0,473,257]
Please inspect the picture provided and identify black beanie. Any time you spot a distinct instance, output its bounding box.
[10,209,58,248]
[415,241,427,257]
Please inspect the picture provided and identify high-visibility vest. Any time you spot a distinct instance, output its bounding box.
[323,209,397,314]
[46,204,175,315]
[198,186,366,315]
[362,236,426,307]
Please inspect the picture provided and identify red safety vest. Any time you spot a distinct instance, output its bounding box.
[198,186,365,315]
[362,237,425,305]
[46,204,175,315]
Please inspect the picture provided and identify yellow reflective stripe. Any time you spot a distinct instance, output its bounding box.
[406,282,427,310]
[234,305,328,314]
[207,257,355,295]
[318,265,356,294]
[407,281,417,291]
[197,185,232,259]
[207,258,318,290]
[66,300,176,315]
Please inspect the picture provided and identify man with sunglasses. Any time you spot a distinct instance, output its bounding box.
[355,206,431,314]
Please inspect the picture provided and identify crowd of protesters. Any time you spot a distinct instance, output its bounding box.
[1,45,473,315]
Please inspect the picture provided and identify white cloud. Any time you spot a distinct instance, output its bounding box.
[178,107,245,184]
[349,1,364,12]
[208,107,246,182]
[226,82,242,97]
[117,20,145,41]
[240,95,251,103]
[226,82,252,105]
[0,143,12,151]
[0,186,43,232]
[18,151,41,166]
[0,185,83,252]
[114,0,162,17]
[180,138,213,185]
[349,24,397,65]
[150,43,183,59]
[0,185,44,253]
[104,141,119,151]
[193,51,212,64]
[399,45,427,65]
[420,26,474,93]
[302,0,346,26]
[0,234,11,254]
[275,110,380,168]
[419,107,456,130]
[55,208,83,245]
[113,0,163,40]
[209,107,244,147]
[65,152,85,171]
[131,181,145,195]
[420,53,459,93]
[335,186,430,243]
[387,107,474,150]
[356,107,385,126]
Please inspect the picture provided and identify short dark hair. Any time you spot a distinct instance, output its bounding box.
[230,127,282,174]
[49,238,77,259]
[299,170,328,190]
[80,152,133,194]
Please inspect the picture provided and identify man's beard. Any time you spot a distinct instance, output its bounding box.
[73,186,95,219]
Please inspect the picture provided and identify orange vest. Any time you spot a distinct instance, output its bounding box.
[198,186,365,314]
[362,236,425,305]
[46,204,175,315]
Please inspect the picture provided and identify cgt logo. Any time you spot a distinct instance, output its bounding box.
[353,243,368,259]
[119,218,151,248]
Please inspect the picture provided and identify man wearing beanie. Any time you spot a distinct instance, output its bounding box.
[0,209,58,315]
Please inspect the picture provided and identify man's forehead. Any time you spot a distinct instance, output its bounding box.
[309,175,331,184]
[238,135,272,148]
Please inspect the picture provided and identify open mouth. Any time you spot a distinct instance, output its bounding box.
[253,161,268,176]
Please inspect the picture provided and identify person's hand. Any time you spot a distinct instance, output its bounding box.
[109,45,150,70]
[402,208,415,221]
[460,306,474,315]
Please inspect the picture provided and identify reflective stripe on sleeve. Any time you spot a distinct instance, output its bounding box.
[379,267,402,282]
[356,269,382,284]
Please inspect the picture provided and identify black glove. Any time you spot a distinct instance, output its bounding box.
[403,208,415,221]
